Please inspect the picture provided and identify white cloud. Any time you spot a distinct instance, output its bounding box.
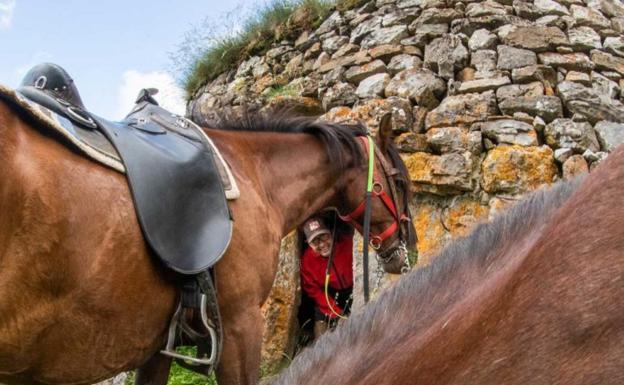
[117,70,186,118]
[0,0,16,29]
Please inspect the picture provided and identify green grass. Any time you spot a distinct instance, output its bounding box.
[124,347,216,385]
[264,84,301,100]
[123,348,285,385]
[408,249,419,267]
[181,0,349,98]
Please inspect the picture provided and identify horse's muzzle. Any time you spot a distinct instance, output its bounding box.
[377,240,409,274]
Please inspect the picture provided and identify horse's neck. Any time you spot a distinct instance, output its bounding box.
[208,129,353,234]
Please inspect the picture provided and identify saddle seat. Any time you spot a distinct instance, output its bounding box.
[16,63,234,275]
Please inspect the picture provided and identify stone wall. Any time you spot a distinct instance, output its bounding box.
[187,0,624,370]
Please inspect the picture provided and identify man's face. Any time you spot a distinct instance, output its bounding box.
[309,233,333,257]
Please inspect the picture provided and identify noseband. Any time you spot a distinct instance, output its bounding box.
[338,136,411,258]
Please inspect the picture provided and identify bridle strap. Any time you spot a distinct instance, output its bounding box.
[338,136,406,246]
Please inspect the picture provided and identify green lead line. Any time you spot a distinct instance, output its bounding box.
[362,135,375,303]
[367,135,374,192]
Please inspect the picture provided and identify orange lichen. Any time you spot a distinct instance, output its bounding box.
[404,152,434,183]
[443,197,489,237]
[412,200,448,265]
[481,145,558,194]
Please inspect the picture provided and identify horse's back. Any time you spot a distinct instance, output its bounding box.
[0,102,177,384]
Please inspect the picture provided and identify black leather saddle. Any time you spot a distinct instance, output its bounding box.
[17,63,233,274]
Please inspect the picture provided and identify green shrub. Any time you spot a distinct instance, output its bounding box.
[180,0,346,98]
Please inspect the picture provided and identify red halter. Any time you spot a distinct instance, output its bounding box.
[338,136,410,249]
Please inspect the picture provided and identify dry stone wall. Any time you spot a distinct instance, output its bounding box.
[190,0,624,260]
[187,0,624,370]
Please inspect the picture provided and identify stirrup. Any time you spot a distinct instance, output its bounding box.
[160,294,218,367]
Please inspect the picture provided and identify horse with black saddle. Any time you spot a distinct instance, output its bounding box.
[0,63,415,385]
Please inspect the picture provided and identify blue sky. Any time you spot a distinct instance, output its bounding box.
[0,0,265,119]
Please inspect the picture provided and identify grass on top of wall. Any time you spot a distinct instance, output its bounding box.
[182,0,370,98]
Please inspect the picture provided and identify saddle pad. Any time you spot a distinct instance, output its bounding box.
[0,84,236,274]
[0,84,240,200]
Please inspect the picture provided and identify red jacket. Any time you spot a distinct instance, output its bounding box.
[300,234,353,319]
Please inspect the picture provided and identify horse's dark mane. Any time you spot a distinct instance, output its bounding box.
[268,177,585,384]
[213,111,367,171]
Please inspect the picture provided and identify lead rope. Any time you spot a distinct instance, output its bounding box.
[324,135,375,313]
[324,211,348,320]
[361,135,375,304]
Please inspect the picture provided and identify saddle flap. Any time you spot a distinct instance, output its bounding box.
[95,103,234,274]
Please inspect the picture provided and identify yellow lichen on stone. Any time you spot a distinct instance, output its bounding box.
[443,197,489,237]
[253,75,276,94]
[404,152,433,183]
[261,231,300,372]
[481,145,558,194]
[412,200,448,265]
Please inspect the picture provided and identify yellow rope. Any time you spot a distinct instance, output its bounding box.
[324,274,348,320]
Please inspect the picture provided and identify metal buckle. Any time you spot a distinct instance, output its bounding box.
[66,106,97,129]
[370,236,382,250]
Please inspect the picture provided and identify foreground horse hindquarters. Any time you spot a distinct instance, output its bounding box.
[0,100,414,385]
[268,146,624,385]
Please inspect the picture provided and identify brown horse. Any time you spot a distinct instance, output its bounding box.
[0,100,414,385]
[268,146,624,385]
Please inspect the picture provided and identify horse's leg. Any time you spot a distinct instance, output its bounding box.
[134,354,172,385]
[215,307,264,385]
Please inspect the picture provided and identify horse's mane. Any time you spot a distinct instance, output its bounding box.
[268,176,585,384]
[213,111,367,172]
[213,111,414,243]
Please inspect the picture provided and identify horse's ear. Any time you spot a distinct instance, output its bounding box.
[376,113,393,152]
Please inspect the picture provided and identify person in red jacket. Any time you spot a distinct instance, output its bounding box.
[300,216,353,338]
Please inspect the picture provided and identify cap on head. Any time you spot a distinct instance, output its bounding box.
[302,217,330,243]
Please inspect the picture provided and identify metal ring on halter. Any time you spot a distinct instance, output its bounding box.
[66,106,97,129]
[372,181,383,194]
[34,76,47,90]
[370,236,382,250]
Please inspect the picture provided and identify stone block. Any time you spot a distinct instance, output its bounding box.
[562,154,589,179]
[496,82,545,102]
[501,26,569,52]
[594,120,624,151]
[424,35,470,78]
[591,49,624,76]
[396,132,430,152]
[497,45,538,70]
[425,91,498,129]
[544,118,601,153]
[538,52,595,71]
[385,68,446,108]
[481,145,558,194]
[475,119,539,146]
[498,96,563,122]
[404,151,477,193]
[426,126,483,154]
[469,29,499,51]
[356,73,392,98]
[557,81,624,123]
[345,60,388,84]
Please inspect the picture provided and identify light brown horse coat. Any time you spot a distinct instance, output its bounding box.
[268,146,624,385]
[0,100,412,385]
